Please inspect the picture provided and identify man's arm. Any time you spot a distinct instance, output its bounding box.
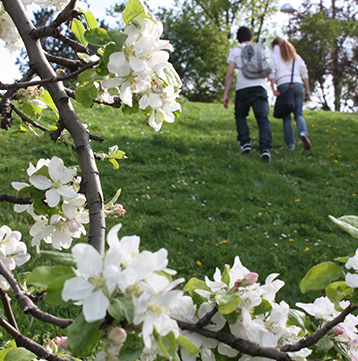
[223,61,236,108]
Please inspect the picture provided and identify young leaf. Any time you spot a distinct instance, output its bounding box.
[329,215,358,239]
[44,274,76,306]
[67,314,100,357]
[84,28,112,47]
[326,281,352,308]
[176,335,200,355]
[27,265,75,288]
[118,333,144,361]
[154,331,177,360]
[108,30,128,49]
[300,261,343,293]
[122,0,146,25]
[215,294,240,315]
[38,250,76,267]
[3,347,36,361]
[71,19,88,46]
[84,10,98,29]
[75,83,97,108]
[184,277,210,292]
[108,298,135,323]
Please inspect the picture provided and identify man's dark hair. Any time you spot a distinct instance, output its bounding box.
[236,27,253,43]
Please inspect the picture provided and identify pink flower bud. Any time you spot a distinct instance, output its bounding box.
[53,336,68,349]
[115,204,126,216]
[333,325,345,335]
[109,327,127,346]
[242,272,259,286]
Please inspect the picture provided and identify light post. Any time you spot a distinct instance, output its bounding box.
[279,2,298,38]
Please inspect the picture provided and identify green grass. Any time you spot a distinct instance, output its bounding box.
[0,101,357,341]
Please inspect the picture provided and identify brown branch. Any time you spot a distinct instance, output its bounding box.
[45,51,82,72]
[0,289,18,331]
[0,317,69,361]
[0,260,73,329]
[281,304,358,352]
[196,304,219,328]
[11,104,49,132]
[0,194,31,204]
[176,319,293,361]
[0,61,98,91]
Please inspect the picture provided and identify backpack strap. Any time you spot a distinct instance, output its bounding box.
[290,60,295,85]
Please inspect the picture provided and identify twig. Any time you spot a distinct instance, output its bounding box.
[196,304,218,328]
[0,194,31,204]
[0,317,69,361]
[0,260,73,329]
[176,319,293,361]
[0,289,18,331]
[10,104,49,132]
[281,303,358,352]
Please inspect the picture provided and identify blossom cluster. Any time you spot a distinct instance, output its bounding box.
[0,0,87,52]
[297,296,358,360]
[62,223,184,359]
[11,156,89,250]
[0,225,30,290]
[174,256,312,361]
[102,6,182,132]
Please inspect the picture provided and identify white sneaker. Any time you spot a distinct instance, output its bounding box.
[260,150,271,163]
[300,133,311,150]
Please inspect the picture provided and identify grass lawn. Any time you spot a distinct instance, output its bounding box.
[0,100,357,341]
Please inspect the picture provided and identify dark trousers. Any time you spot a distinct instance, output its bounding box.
[234,86,272,153]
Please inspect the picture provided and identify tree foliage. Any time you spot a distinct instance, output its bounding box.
[289,0,358,111]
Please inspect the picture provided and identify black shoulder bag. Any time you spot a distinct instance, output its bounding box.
[273,60,296,119]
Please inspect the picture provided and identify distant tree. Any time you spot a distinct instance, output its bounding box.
[289,0,358,111]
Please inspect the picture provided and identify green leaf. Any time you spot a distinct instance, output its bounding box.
[67,313,100,357]
[156,332,177,360]
[4,348,36,361]
[84,10,98,29]
[221,264,231,286]
[184,277,210,292]
[109,159,119,170]
[108,298,135,323]
[253,299,272,315]
[38,250,76,267]
[122,0,146,25]
[326,281,352,308]
[75,83,97,108]
[0,348,12,361]
[118,333,144,361]
[27,265,75,288]
[223,310,238,324]
[187,290,207,308]
[329,215,358,238]
[44,274,75,306]
[71,19,88,46]
[287,309,307,330]
[84,28,112,47]
[78,69,105,85]
[176,335,200,355]
[38,90,59,117]
[108,30,128,49]
[215,294,240,315]
[300,261,343,294]
[97,43,119,76]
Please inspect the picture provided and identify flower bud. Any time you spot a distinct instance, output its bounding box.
[242,272,259,286]
[54,336,68,349]
[333,325,345,335]
[108,327,127,346]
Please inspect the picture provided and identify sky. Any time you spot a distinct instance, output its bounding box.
[0,0,298,83]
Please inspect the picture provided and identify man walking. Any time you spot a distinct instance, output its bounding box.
[223,26,272,162]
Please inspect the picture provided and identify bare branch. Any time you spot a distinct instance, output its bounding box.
[0,194,31,204]
[0,289,18,331]
[196,304,218,328]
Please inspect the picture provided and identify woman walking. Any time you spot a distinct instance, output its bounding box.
[270,37,311,150]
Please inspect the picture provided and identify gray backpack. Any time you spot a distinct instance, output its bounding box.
[241,43,272,79]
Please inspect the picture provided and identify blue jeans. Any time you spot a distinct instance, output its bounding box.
[277,82,308,146]
[234,86,272,153]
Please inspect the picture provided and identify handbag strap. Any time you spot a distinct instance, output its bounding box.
[290,60,295,85]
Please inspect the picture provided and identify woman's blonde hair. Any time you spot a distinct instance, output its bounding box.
[271,37,297,62]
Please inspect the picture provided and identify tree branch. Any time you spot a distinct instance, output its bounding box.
[0,259,73,329]
[0,317,69,361]
[281,303,358,352]
[0,289,18,331]
[2,0,106,254]
[176,319,293,361]
[0,194,31,204]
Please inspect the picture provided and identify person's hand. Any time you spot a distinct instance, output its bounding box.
[223,95,229,108]
[273,89,280,97]
[304,90,310,100]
